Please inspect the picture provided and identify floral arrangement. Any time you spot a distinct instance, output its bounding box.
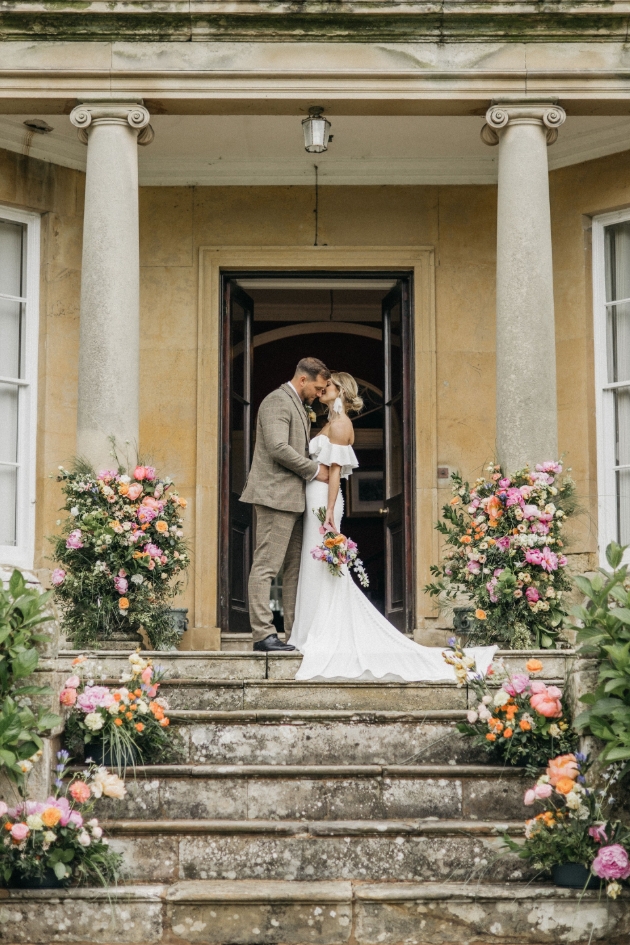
[310,507,369,587]
[0,751,123,886]
[444,642,577,772]
[504,754,630,899]
[51,460,190,649]
[426,463,576,648]
[60,652,177,770]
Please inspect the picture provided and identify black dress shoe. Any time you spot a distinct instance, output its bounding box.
[253,634,296,652]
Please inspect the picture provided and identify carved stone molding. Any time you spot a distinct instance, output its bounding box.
[70,102,154,146]
[480,102,566,147]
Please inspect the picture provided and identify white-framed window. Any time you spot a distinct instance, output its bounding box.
[592,209,630,564]
[0,206,40,569]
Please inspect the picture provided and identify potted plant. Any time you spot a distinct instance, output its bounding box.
[504,753,630,898]
[444,641,577,775]
[0,751,124,888]
[50,461,189,650]
[60,652,177,772]
[426,462,576,648]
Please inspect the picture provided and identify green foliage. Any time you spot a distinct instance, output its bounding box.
[0,571,60,789]
[425,464,576,648]
[571,542,630,771]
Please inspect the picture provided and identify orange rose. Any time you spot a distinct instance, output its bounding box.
[486,733,496,741]
[118,483,129,495]
[503,728,513,738]
[324,538,336,548]
[160,718,170,727]
[134,689,142,697]
[475,609,487,620]
[333,535,346,546]
[547,753,579,787]
[135,722,145,733]
[126,712,133,720]
[179,497,187,508]
[41,807,61,828]
[555,776,576,795]
[460,535,472,544]
[114,718,123,726]
[519,720,531,731]
[449,497,460,505]
[155,520,168,534]
[119,598,130,610]
[526,659,544,673]
[113,692,122,702]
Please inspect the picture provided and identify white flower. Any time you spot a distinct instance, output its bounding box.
[493,689,511,707]
[130,574,144,584]
[84,712,104,732]
[107,703,120,716]
[91,768,126,800]
[26,814,44,831]
[544,503,556,515]
[77,831,91,847]
[136,700,148,715]
[70,506,79,517]
[482,695,492,705]
[548,724,561,738]
[18,760,33,774]
[607,881,622,900]
[565,791,581,810]
[43,831,56,843]
[478,705,492,721]
[119,475,131,484]
[466,710,479,724]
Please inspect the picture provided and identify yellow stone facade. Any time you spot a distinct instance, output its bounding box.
[4,144,628,647]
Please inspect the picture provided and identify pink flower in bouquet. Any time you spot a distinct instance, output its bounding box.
[114,575,128,595]
[526,587,540,603]
[536,461,562,475]
[98,469,117,483]
[138,506,157,524]
[60,688,77,707]
[141,666,153,685]
[77,686,114,713]
[0,802,7,817]
[68,810,83,828]
[499,478,511,488]
[522,504,540,520]
[51,568,66,587]
[64,675,80,689]
[539,547,559,572]
[546,753,579,786]
[10,823,29,841]
[134,466,147,480]
[70,781,91,804]
[592,845,630,881]
[589,824,608,844]
[142,496,162,510]
[347,539,357,551]
[127,482,143,501]
[146,684,158,698]
[530,683,563,718]
[144,543,162,558]
[524,782,553,805]
[144,466,156,480]
[505,488,525,507]
[66,529,83,550]
[496,536,511,552]
[558,555,568,567]
[525,548,543,567]
[486,580,499,603]
[503,673,530,697]
[467,560,481,574]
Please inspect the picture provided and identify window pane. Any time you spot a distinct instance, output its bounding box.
[0,465,17,545]
[0,298,25,379]
[0,220,24,299]
[0,381,18,464]
[615,387,630,544]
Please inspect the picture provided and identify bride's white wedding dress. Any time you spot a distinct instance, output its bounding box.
[291,434,496,681]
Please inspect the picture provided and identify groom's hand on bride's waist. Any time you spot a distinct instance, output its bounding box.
[315,466,329,483]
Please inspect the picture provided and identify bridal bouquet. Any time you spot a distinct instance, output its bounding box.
[311,508,369,587]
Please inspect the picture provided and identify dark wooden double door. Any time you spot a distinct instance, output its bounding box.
[220,275,414,634]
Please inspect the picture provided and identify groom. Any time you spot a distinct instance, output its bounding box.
[240,357,332,652]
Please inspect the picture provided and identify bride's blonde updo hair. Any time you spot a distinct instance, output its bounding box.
[330,371,364,415]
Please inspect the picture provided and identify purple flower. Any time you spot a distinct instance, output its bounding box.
[592,845,630,881]
[66,529,84,550]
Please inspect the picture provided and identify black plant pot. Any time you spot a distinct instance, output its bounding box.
[87,741,138,769]
[552,863,602,889]
[7,868,65,889]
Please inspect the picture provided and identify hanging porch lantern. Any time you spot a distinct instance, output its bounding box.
[302,107,331,153]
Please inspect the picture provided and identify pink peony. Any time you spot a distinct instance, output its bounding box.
[144,467,156,481]
[60,688,77,707]
[536,462,562,475]
[503,673,530,697]
[51,568,66,587]
[144,543,162,558]
[64,675,80,689]
[530,683,563,718]
[127,483,143,501]
[525,548,543,567]
[142,496,162,510]
[133,466,147,481]
[592,845,630,881]
[498,478,511,488]
[98,469,117,482]
[77,686,114,713]
[589,824,608,845]
[526,587,540,603]
[522,504,540,520]
[66,529,84,550]
[137,506,157,524]
[540,547,559,572]
[114,575,128,595]
[496,536,511,552]
[467,560,481,574]
[10,823,29,841]
[505,488,525,507]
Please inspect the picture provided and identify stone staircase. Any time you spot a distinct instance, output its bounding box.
[3,649,630,943]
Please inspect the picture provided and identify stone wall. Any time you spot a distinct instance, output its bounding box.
[4,145,628,643]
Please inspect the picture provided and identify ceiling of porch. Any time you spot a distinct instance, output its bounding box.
[3,113,630,186]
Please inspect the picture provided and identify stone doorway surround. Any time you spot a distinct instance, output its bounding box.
[195,246,437,649]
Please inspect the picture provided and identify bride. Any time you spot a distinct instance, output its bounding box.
[290,371,496,681]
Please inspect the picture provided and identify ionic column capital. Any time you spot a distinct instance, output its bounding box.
[70,101,154,146]
[481,102,566,147]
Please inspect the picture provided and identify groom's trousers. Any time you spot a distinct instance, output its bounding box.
[249,504,303,644]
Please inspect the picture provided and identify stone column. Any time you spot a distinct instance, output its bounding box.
[70,101,154,471]
[481,102,566,472]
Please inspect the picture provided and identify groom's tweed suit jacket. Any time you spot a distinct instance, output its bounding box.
[240,384,319,513]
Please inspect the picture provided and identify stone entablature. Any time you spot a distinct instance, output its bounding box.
[3,1,630,43]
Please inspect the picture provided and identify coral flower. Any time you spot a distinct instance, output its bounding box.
[134,466,147,481]
[60,688,77,707]
[160,718,170,727]
[546,754,579,786]
[41,807,62,828]
[475,609,487,620]
[503,728,513,738]
[486,732,496,741]
[179,498,187,508]
[156,520,168,533]
[460,535,472,544]
[526,659,544,673]
[119,598,130,610]
[554,776,577,795]
[135,722,145,733]
[70,781,91,804]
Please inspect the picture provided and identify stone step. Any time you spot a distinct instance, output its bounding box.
[104,818,529,884]
[2,881,627,945]
[92,763,530,822]
[50,648,574,682]
[169,708,485,765]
